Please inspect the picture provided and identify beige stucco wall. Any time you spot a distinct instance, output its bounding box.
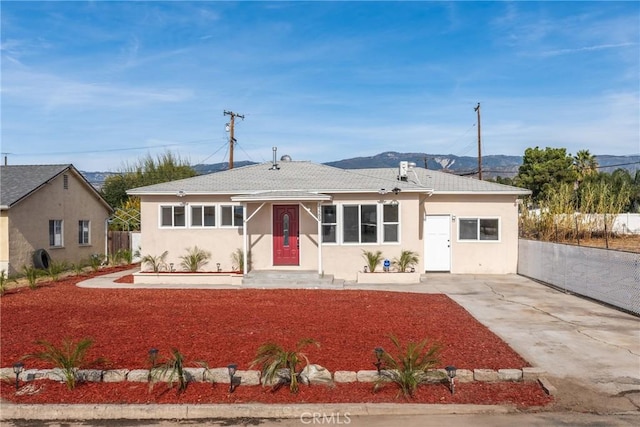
[138,191,522,280]
[425,194,521,274]
[0,211,8,273]
[5,171,110,276]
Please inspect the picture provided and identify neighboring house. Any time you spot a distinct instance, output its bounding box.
[0,164,113,276]
[128,156,531,282]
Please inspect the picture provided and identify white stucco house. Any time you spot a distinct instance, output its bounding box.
[127,156,530,284]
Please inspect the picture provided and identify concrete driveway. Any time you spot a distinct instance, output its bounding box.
[348,273,640,412]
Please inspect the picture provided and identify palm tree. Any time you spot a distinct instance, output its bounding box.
[574,150,598,184]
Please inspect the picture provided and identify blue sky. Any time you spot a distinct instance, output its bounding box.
[1,1,639,172]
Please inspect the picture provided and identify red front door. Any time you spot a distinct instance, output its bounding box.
[273,205,299,265]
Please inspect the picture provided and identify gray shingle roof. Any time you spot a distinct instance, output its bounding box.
[127,160,530,196]
[0,164,72,208]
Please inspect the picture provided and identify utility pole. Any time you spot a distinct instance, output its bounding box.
[474,103,482,180]
[224,110,244,169]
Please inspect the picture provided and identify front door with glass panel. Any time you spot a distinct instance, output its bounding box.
[273,205,299,265]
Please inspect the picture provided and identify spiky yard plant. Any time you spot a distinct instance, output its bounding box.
[150,348,188,393]
[141,250,169,273]
[362,250,384,272]
[46,260,68,281]
[0,270,10,296]
[231,248,251,272]
[89,254,104,272]
[179,246,211,272]
[393,250,420,273]
[26,338,104,390]
[374,335,442,398]
[22,265,40,290]
[250,338,319,393]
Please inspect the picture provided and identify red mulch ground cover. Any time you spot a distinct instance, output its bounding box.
[0,267,551,406]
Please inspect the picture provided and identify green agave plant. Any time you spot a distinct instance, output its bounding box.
[374,335,442,398]
[250,338,319,393]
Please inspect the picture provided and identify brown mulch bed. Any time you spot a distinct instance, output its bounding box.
[0,267,550,406]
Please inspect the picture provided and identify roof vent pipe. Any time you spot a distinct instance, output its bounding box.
[270,147,279,170]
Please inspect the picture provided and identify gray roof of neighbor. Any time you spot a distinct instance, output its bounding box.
[0,164,111,209]
[128,160,530,196]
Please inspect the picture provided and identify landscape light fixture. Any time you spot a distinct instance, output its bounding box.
[373,347,384,373]
[364,265,368,273]
[169,263,174,272]
[217,263,221,272]
[13,362,23,390]
[445,365,457,394]
[148,348,159,381]
[228,364,238,393]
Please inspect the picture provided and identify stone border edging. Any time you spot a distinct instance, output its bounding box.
[1,366,547,385]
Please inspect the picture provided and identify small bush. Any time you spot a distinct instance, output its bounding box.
[25,338,105,390]
[46,260,68,281]
[393,250,419,272]
[22,265,40,290]
[362,250,384,272]
[374,335,442,398]
[150,348,188,393]
[231,248,251,272]
[0,270,9,295]
[141,251,168,273]
[89,254,104,272]
[250,338,319,393]
[180,246,211,272]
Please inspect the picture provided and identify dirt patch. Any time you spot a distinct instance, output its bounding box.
[547,377,639,414]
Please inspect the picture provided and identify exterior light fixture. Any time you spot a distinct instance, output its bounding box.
[13,362,24,390]
[373,347,384,373]
[148,348,159,381]
[217,263,221,272]
[445,365,457,394]
[169,263,174,272]
[364,266,368,273]
[228,364,238,393]
[410,267,415,273]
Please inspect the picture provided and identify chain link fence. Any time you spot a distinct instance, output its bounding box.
[518,239,640,316]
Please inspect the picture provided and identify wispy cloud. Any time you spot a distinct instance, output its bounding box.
[540,42,637,57]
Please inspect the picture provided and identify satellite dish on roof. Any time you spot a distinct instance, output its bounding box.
[280,155,292,162]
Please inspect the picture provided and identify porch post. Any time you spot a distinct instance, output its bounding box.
[317,202,322,275]
[242,203,248,276]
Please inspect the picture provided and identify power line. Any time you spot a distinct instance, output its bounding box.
[6,139,216,156]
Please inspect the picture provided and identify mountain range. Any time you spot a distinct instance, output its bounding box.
[82,152,640,189]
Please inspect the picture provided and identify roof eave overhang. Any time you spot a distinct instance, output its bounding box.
[433,191,532,196]
[231,194,333,202]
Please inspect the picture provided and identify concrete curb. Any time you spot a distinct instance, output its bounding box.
[0,402,515,420]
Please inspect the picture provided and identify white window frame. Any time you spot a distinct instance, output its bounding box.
[321,205,338,244]
[457,217,501,242]
[78,220,90,245]
[382,203,400,243]
[341,203,380,245]
[220,205,244,228]
[190,205,216,228]
[159,205,187,228]
[49,219,64,247]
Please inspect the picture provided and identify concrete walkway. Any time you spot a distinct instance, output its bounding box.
[3,269,639,422]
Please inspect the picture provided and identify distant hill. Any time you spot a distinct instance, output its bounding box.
[81,152,639,188]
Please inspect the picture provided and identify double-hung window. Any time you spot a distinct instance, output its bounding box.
[49,220,63,247]
[191,205,216,227]
[321,205,337,243]
[221,205,243,227]
[343,204,378,243]
[382,204,399,243]
[78,220,90,245]
[459,218,500,241]
[160,205,186,227]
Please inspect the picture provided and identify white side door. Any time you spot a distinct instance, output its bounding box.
[424,215,451,272]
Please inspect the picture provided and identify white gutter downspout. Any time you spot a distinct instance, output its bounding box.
[104,217,109,262]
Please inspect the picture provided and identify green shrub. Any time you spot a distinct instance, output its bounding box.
[89,254,104,272]
[393,250,420,272]
[150,348,188,393]
[180,246,211,272]
[250,338,319,393]
[22,265,40,290]
[362,250,384,272]
[0,270,9,295]
[231,248,251,272]
[46,260,68,281]
[141,251,168,272]
[374,335,442,398]
[25,338,105,390]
